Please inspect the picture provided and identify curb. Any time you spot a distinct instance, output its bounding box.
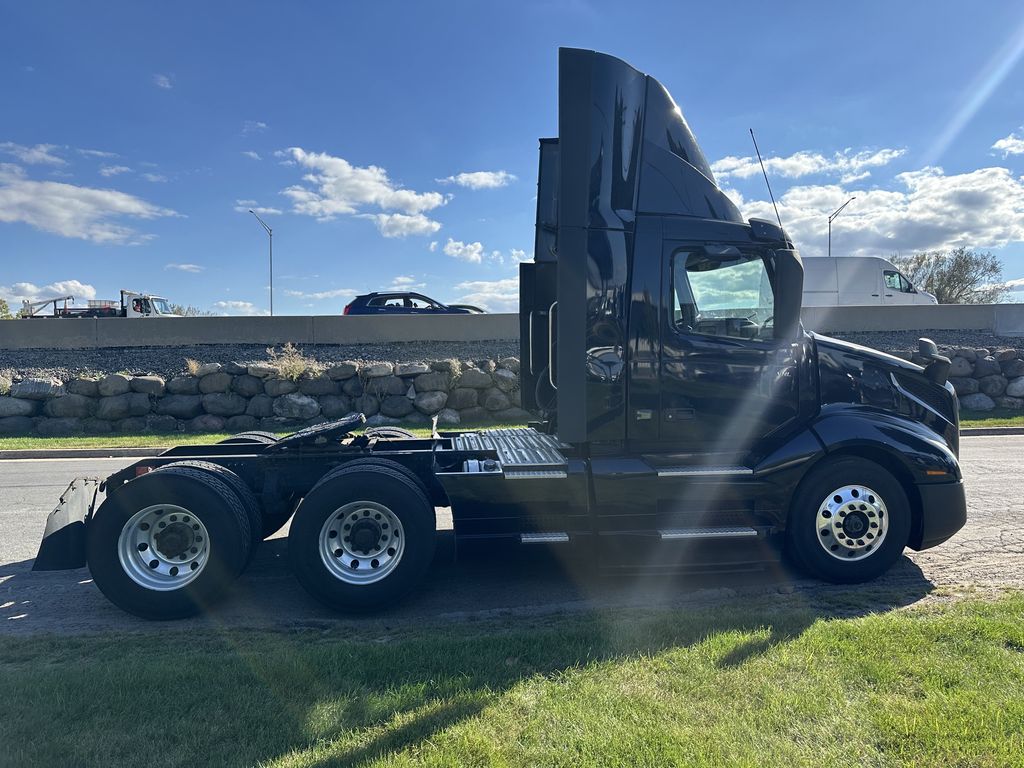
[0,447,166,460]
[960,426,1024,437]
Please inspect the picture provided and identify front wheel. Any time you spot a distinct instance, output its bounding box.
[786,456,911,584]
[288,463,435,612]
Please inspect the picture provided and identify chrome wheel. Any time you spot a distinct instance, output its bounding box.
[117,504,210,590]
[816,484,888,561]
[319,501,405,585]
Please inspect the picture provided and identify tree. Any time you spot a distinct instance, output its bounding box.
[169,303,216,317]
[891,247,1008,304]
[0,299,12,319]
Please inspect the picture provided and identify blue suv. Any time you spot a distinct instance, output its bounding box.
[343,292,484,315]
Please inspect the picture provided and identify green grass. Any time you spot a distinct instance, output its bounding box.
[960,409,1024,428]
[0,423,527,451]
[2,594,1023,767]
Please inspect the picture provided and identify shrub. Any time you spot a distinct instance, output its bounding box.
[266,342,318,382]
[184,358,201,376]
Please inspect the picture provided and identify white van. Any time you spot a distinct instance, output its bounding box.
[801,256,937,306]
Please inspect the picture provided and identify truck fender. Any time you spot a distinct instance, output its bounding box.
[32,477,102,571]
[808,406,960,484]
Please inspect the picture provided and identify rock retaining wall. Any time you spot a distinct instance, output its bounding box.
[3,342,1022,436]
[933,346,1024,412]
[0,358,528,436]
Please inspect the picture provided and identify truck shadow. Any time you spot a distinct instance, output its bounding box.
[2,543,936,766]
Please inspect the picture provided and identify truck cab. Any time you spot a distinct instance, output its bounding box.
[121,290,176,317]
[34,49,966,620]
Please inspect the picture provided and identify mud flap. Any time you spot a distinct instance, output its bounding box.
[32,477,102,571]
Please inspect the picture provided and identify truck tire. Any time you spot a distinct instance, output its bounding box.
[288,463,435,612]
[219,431,279,445]
[156,461,263,564]
[364,426,416,439]
[86,467,252,619]
[785,456,911,584]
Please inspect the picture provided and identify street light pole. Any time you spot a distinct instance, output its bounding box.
[827,197,856,258]
[248,210,273,316]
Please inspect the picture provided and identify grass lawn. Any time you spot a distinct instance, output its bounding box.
[960,409,1024,428]
[1,594,1023,767]
[0,422,527,451]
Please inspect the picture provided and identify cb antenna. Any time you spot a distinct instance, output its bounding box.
[749,128,784,231]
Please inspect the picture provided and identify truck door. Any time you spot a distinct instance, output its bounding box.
[658,245,801,453]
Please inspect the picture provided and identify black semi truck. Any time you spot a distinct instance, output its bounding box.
[34,49,966,619]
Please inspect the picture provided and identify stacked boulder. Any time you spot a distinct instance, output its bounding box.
[941,347,1024,412]
[0,357,529,436]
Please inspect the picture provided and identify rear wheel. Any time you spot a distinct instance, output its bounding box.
[288,463,435,612]
[87,467,252,619]
[158,461,263,564]
[218,431,279,445]
[786,456,911,583]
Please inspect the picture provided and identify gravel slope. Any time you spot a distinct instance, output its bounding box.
[1,340,520,382]
[3,330,1023,382]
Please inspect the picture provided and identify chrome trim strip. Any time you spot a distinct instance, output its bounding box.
[655,466,753,477]
[659,527,758,540]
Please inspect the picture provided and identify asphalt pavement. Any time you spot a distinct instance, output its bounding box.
[1,436,1020,636]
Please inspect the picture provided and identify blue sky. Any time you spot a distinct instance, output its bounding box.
[2,0,1024,315]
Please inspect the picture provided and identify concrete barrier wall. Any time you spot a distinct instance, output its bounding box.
[2,304,1023,350]
[0,313,521,350]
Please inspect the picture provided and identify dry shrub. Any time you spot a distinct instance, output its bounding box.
[184,358,201,376]
[266,342,318,381]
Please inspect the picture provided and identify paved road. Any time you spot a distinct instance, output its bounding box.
[1,436,1019,636]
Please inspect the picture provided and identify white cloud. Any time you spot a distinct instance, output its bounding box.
[212,300,269,316]
[0,279,98,305]
[99,165,132,177]
[428,240,438,252]
[389,275,426,290]
[234,199,282,216]
[78,148,118,159]
[280,147,444,237]
[0,164,178,244]
[0,142,65,166]
[153,73,173,89]
[282,287,358,301]
[242,120,267,135]
[993,129,1024,156]
[510,248,531,263]
[438,170,517,189]
[165,263,204,273]
[359,212,440,237]
[241,150,261,160]
[443,238,485,263]
[454,277,519,312]
[711,147,905,181]
[733,165,1024,258]
[141,173,167,183]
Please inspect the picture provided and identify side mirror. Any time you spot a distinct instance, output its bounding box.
[771,249,803,340]
[918,337,951,385]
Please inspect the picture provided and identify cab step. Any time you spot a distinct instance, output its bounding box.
[658,526,758,540]
[520,532,570,544]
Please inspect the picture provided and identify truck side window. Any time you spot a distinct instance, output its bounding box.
[672,250,774,341]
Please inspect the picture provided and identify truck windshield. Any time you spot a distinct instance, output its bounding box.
[673,251,774,340]
[151,299,172,315]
